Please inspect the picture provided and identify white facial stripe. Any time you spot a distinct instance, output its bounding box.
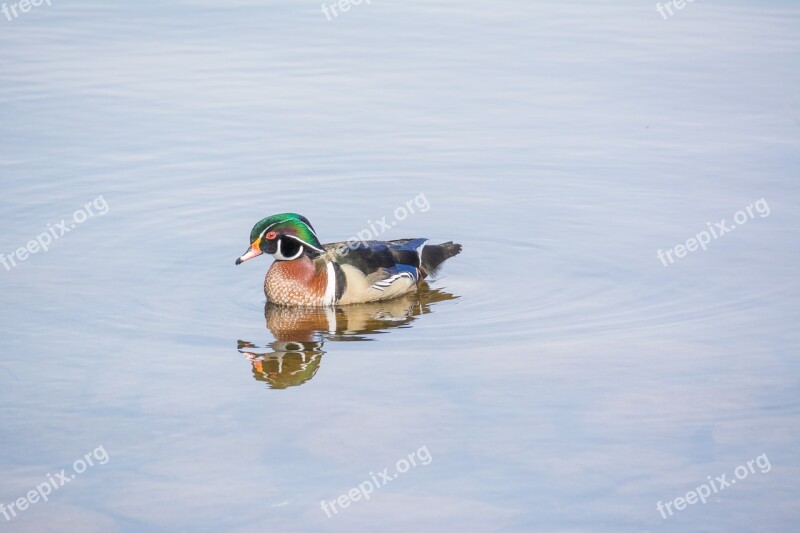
[289,219,322,248]
[275,238,304,261]
[283,234,324,253]
[257,220,323,252]
[258,219,291,241]
[300,220,320,241]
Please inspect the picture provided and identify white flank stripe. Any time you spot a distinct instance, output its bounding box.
[323,261,337,306]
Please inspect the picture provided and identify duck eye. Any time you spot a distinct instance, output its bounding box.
[265,231,278,240]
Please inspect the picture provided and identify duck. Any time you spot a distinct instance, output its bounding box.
[235,213,462,306]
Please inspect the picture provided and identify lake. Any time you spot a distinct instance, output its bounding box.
[1,1,798,531]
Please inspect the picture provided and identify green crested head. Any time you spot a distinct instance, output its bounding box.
[236,213,324,265]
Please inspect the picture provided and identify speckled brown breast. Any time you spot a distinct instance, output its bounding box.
[265,255,328,306]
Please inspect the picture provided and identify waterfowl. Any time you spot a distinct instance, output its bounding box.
[235,213,461,306]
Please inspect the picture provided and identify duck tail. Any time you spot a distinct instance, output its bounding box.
[420,242,462,278]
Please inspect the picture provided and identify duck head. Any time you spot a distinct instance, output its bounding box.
[236,213,325,264]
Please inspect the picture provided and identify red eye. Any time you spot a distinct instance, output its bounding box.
[265,231,278,240]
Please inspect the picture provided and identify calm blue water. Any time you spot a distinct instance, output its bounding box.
[1,1,799,531]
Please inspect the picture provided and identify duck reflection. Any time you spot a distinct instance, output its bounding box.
[237,285,457,389]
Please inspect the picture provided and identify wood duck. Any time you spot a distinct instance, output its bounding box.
[235,213,461,306]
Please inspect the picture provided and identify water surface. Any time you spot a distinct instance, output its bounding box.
[1,1,799,531]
